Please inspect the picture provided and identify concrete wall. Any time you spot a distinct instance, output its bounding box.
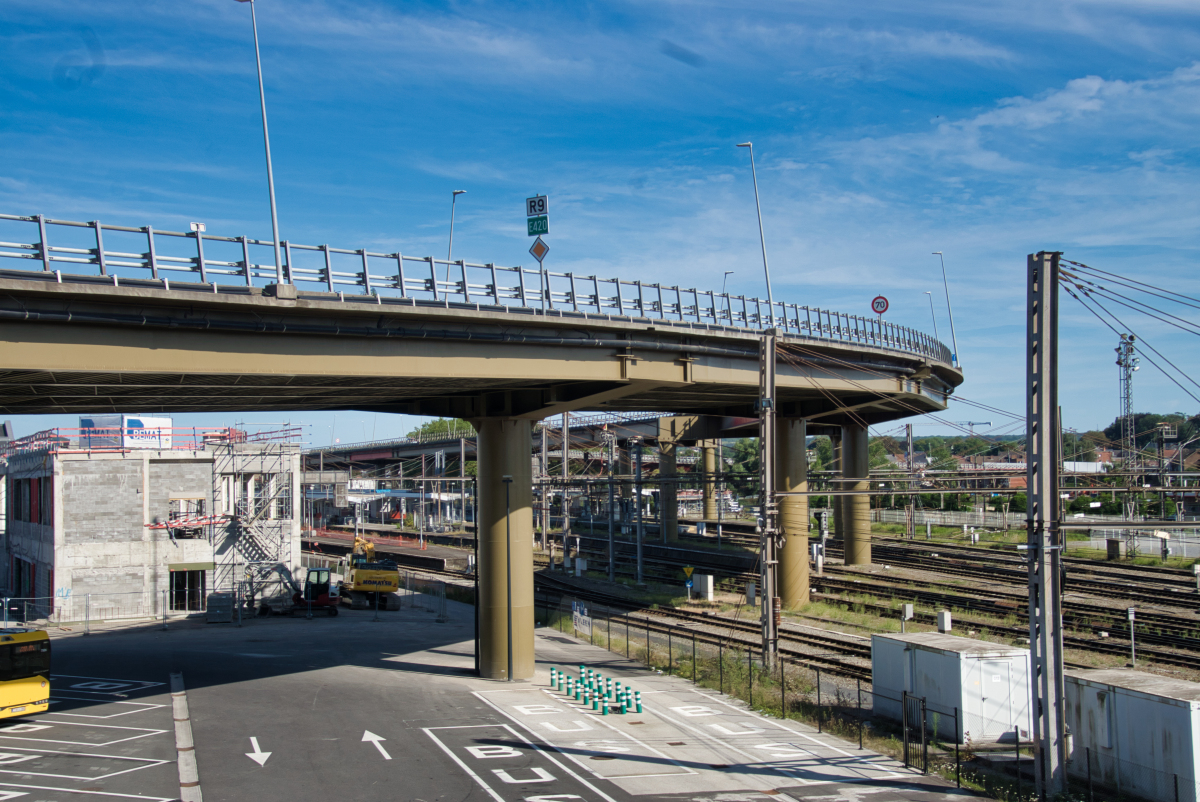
[1066,670,1200,802]
[58,452,216,603]
[2,445,302,605]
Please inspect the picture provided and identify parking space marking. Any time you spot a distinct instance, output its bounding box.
[424,727,505,802]
[426,723,619,802]
[0,782,175,800]
[51,677,164,696]
[0,719,165,747]
[687,690,904,774]
[0,746,169,781]
[47,701,166,719]
[640,690,904,785]
[477,688,696,780]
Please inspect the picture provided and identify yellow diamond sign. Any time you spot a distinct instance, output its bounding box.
[529,236,549,263]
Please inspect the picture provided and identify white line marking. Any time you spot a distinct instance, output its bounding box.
[472,696,622,802]
[685,689,905,778]
[0,782,173,800]
[246,737,272,766]
[46,700,166,718]
[0,720,165,747]
[0,745,169,781]
[534,688,696,778]
[423,728,506,802]
[362,731,392,760]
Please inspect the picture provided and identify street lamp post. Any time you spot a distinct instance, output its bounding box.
[235,0,283,280]
[933,252,961,367]
[924,291,940,342]
[447,190,467,283]
[502,474,514,682]
[722,271,734,322]
[736,143,774,326]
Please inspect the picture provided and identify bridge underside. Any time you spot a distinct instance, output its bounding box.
[0,279,958,426]
[0,278,963,680]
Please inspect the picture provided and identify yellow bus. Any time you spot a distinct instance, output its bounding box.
[0,630,50,719]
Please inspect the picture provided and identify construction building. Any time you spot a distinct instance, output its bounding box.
[0,423,302,618]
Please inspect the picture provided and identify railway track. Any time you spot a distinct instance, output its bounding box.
[534,573,871,680]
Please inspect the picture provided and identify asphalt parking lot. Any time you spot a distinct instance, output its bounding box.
[14,597,970,802]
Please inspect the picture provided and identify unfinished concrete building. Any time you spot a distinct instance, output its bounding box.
[0,426,301,619]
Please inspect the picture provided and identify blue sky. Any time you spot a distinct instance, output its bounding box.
[2,0,1199,447]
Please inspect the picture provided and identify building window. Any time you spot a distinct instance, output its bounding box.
[7,478,51,526]
[168,498,206,539]
[169,570,206,611]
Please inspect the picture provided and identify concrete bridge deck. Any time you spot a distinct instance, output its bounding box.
[0,212,964,681]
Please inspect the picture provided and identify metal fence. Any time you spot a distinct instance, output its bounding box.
[402,572,448,622]
[0,592,198,632]
[0,213,951,364]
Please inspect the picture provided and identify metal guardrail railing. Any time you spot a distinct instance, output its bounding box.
[0,213,952,364]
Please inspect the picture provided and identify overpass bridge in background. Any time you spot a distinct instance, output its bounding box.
[0,212,964,679]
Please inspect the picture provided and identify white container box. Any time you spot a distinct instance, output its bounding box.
[871,632,1032,743]
[1066,669,1200,802]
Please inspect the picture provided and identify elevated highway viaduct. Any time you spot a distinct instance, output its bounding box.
[0,213,963,679]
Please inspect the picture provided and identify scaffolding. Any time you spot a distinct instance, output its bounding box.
[210,441,299,602]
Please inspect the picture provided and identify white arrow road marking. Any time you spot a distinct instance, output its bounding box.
[362,730,392,760]
[246,736,272,766]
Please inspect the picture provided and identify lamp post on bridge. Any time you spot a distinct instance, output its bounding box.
[447,190,467,283]
[933,252,960,367]
[736,143,774,327]
[235,0,283,279]
[924,291,940,343]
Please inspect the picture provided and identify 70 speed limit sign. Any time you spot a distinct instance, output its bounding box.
[871,296,889,315]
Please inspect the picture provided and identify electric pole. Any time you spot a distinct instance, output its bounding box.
[757,329,779,664]
[1026,251,1067,799]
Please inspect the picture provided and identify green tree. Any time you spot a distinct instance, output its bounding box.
[726,438,759,474]
[407,418,475,438]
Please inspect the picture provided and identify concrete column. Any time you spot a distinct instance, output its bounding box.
[830,431,844,541]
[659,441,678,542]
[476,418,534,680]
[777,418,809,608]
[701,443,718,521]
[843,422,872,565]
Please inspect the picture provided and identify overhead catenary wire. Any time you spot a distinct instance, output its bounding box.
[1062,282,1200,407]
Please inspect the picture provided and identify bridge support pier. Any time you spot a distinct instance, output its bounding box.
[843,422,872,565]
[659,441,678,542]
[702,443,718,522]
[475,417,534,680]
[777,418,809,608]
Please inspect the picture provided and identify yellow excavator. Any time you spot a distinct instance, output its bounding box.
[337,535,402,610]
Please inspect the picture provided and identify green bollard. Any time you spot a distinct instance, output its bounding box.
[550,667,557,688]
[635,691,643,714]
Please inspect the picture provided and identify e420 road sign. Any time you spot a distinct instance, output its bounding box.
[527,216,548,237]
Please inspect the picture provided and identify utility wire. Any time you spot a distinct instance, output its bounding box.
[1063,283,1200,407]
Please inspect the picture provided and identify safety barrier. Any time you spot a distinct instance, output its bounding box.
[0,213,951,364]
